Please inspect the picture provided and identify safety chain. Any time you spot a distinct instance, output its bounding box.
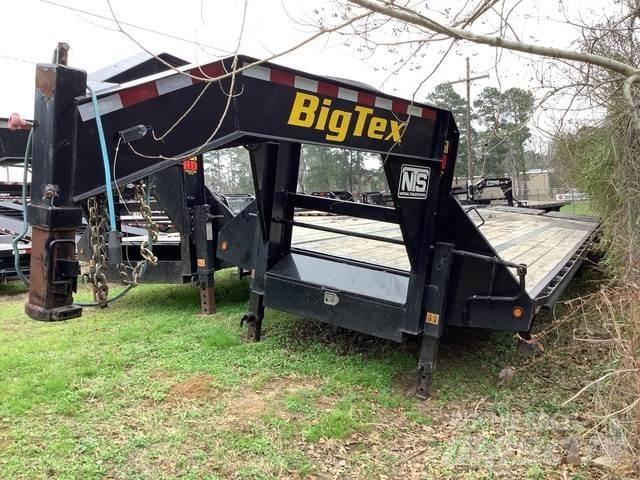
[87,183,159,303]
[87,196,109,306]
[134,183,159,267]
[114,182,159,286]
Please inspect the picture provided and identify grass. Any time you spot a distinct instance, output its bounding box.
[560,200,594,216]
[0,268,622,479]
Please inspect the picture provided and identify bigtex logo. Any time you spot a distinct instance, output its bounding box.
[398,164,430,199]
[287,92,406,143]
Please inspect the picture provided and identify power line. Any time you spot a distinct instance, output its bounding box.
[40,0,233,55]
[0,54,37,65]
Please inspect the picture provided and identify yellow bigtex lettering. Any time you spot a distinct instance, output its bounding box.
[287,92,406,143]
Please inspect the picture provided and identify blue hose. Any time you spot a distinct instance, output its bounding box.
[11,128,33,286]
[87,85,117,231]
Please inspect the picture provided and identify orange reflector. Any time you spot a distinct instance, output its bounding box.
[512,306,524,318]
[220,240,229,251]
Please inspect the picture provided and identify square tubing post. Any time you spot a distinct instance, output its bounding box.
[243,143,278,341]
[416,242,454,399]
[25,64,86,321]
[243,142,300,341]
[186,154,217,314]
[194,204,216,314]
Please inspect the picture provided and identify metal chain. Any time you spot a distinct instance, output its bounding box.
[134,183,159,267]
[114,182,159,286]
[87,196,109,306]
[88,183,158,300]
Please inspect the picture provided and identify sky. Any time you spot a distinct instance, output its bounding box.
[0,0,617,122]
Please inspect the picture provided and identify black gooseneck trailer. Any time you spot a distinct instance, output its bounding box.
[22,54,598,397]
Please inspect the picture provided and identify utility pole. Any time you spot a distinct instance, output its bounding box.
[466,58,472,184]
[447,59,489,191]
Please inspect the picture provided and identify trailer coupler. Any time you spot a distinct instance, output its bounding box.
[26,227,82,321]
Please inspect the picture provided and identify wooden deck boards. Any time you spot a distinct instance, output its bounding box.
[291,208,595,296]
[138,206,596,298]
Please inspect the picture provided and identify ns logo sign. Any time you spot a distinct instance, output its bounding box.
[398,165,431,199]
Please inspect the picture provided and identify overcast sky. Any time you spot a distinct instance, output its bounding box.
[0,0,616,129]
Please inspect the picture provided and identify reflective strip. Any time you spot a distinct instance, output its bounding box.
[156,74,193,95]
[78,94,123,121]
[408,105,423,117]
[374,97,393,111]
[242,63,270,81]
[337,86,358,103]
[78,59,438,122]
[294,76,318,92]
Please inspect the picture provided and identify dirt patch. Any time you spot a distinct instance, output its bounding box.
[166,374,217,402]
[221,376,320,426]
[228,390,269,420]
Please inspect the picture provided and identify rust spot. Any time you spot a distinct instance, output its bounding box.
[36,67,56,98]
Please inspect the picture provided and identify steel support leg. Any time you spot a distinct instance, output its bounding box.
[415,243,453,399]
[416,335,439,400]
[244,292,264,342]
[199,273,216,315]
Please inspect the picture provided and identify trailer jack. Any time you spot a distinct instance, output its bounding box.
[242,292,265,342]
[416,335,439,399]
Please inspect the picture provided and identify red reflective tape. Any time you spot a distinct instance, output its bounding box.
[270,69,295,87]
[357,92,376,106]
[422,108,437,120]
[391,100,408,115]
[189,61,225,83]
[119,82,159,108]
[317,82,339,98]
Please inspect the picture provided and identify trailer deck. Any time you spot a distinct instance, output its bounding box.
[290,207,598,301]
[133,202,598,306]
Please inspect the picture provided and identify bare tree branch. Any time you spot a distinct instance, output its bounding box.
[348,0,639,77]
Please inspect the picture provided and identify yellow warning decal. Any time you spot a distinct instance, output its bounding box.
[425,312,440,325]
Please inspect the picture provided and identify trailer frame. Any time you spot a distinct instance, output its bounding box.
[22,53,599,396]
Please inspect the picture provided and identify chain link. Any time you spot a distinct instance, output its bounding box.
[134,183,159,267]
[87,196,109,306]
[87,182,159,301]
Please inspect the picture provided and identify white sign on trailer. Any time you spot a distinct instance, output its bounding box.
[398,164,430,199]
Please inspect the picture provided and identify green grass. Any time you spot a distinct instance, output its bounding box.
[560,200,595,216]
[0,269,615,479]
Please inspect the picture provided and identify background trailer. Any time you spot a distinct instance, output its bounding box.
[23,53,598,396]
